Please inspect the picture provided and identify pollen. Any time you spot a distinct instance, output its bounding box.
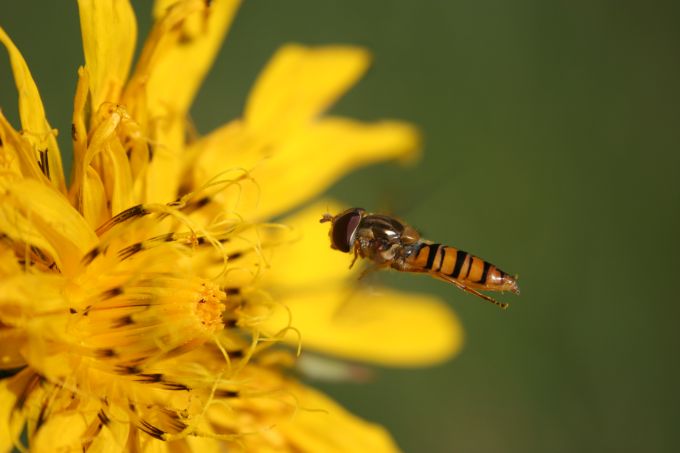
[191,278,226,333]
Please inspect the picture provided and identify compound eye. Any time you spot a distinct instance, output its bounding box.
[331,210,362,253]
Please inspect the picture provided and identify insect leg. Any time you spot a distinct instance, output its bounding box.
[433,274,509,309]
[349,243,361,269]
[357,263,386,281]
[452,280,509,309]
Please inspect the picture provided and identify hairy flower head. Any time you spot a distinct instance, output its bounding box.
[0,1,462,451]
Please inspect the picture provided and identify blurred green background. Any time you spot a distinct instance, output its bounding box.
[2,1,680,452]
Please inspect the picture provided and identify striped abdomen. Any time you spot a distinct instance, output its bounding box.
[405,243,519,294]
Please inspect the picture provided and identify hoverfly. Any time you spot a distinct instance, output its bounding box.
[320,208,519,309]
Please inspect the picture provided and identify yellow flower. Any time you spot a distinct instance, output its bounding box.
[0,1,462,451]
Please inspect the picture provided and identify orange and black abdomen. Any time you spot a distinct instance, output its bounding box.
[406,243,519,294]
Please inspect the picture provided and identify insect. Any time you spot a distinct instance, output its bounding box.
[320,208,519,309]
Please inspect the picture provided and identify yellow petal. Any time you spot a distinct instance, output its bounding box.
[69,67,91,215]
[189,44,419,219]
[0,193,62,274]
[0,377,24,453]
[81,416,130,453]
[31,412,91,452]
[191,117,420,220]
[77,0,137,108]
[245,45,371,140]
[140,435,222,453]
[0,27,65,193]
[148,0,241,117]
[278,382,401,453]
[0,327,26,370]
[80,161,109,228]
[269,286,463,367]
[72,103,134,225]
[0,110,46,183]
[250,117,420,219]
[0,178,98,276]
[183,435,224,453]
